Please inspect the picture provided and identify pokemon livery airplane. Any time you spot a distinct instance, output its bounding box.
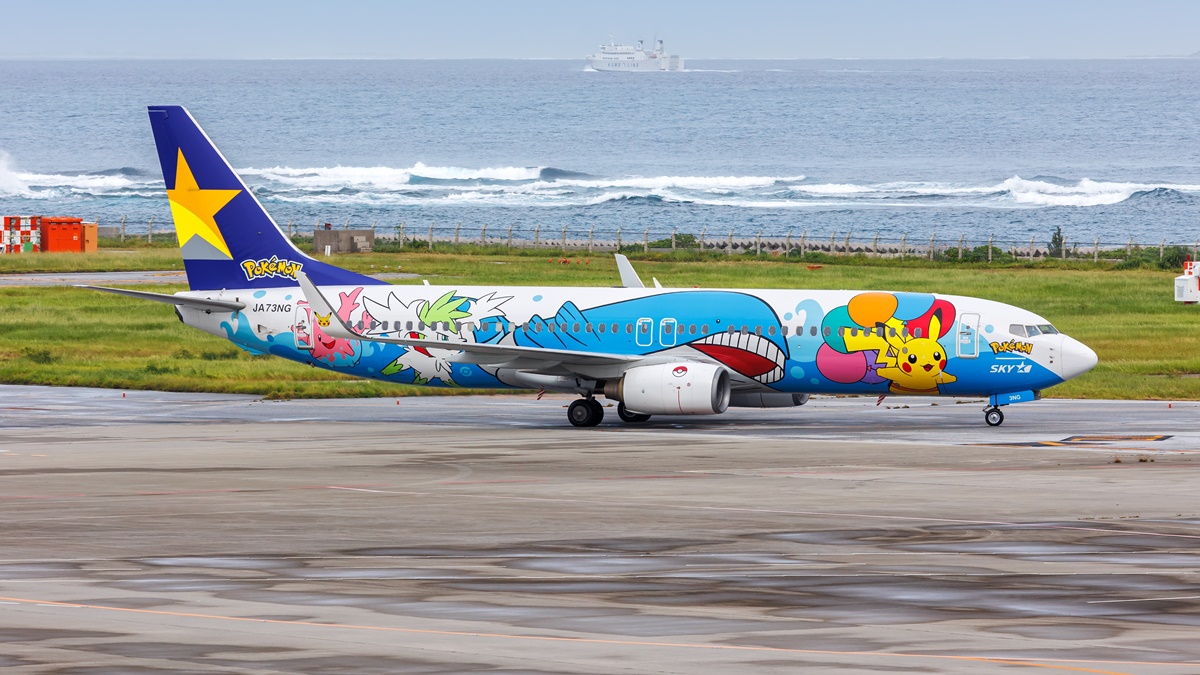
[86,106,1098,428]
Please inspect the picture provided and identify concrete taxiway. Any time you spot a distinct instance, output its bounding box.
[1,385,1198,673]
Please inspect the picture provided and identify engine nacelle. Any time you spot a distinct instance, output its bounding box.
[729,392,810,408]
[607,363,731,415]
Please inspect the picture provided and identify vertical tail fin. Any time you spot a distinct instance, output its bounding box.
[147,105,384,291]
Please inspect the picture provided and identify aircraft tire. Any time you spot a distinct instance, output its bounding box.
[984,407,1004,427]
[569,399,603,427]
[617,402,651,424]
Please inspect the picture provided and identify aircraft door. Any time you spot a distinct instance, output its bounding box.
[659,318,677,347]
[636,317,653,347]
[957,313,980,358]
[294,303,313,350]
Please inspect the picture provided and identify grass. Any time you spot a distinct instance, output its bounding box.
[1,249,1198,399]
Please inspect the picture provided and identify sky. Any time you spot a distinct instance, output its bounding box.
[1,0,1198,59]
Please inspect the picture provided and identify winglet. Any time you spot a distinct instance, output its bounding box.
[614,254,645,288]
[295,271,357,340]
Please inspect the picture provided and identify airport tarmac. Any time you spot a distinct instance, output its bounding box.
[1,385,1199,673]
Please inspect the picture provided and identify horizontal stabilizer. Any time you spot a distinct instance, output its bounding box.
[80,285,246,311]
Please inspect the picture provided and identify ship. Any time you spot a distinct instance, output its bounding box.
[586,38,684,72]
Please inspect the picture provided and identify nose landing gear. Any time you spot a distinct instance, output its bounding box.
[568,398,605,427]
[984,407,1004,427]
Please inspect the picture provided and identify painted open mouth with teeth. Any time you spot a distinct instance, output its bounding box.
[690,332,786,384]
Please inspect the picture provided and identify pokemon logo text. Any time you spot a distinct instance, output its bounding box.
[990,340,1033,355]
[242,256,303,282]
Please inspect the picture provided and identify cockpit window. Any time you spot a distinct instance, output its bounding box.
[1025,325,1041,336]
[1037,324,1058,335]
[1009,324,1026,337]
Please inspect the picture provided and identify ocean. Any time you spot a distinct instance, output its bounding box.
[1,58,1198,248]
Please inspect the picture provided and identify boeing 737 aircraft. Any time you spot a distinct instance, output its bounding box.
[86,106,1098,427]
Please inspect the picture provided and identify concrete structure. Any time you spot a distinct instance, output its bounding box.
[314,228,374,254]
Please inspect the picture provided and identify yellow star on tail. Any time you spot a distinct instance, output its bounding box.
[167,150,240,259]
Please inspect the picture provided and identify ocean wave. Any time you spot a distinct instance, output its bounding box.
[999,176,1200,207]
[0,155,27,197]
[5,158,1200,212]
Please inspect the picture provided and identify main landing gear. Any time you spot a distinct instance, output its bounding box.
[617,401,651,424]
[567,399,653,427]
[568,398,605,427]
[984,407,1004,427]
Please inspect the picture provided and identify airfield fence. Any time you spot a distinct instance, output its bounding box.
[103,218,1200,264]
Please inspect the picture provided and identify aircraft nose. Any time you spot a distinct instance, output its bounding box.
[1059,335,1098,380]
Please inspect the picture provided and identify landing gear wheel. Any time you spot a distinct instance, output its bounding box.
[568,398,604,427]
[984,407,1004,427]
[617,401,651,424]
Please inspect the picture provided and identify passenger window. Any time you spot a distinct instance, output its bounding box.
[534,323,542,333]
[560,323,568,333]
[701,324,709,333]
[1009,324,1026,337]
[639,323,648,334]
[823,326,831,337]
[585,323,592,333]
[689,324,696,335]
[901,327,909,338]
[612,323,619,334]
[754,326,762,336]
[572,322,580,333]
[767,326,776,336]
[781,326,789,336]
[889,327,897,337]
[417,322,426,331]
[547,323,556,333]
[728,326,737,334]
[849,327,858,337]
[598,323,606,334]
[913,327,922,338]
[625,324,633,334]
[811,326,818,336]
[380,321,389,331]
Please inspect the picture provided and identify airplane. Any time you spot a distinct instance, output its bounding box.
[85,106,1098,428]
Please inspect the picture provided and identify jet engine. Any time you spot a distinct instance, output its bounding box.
[604,363,731,415]
[729,392,810,408]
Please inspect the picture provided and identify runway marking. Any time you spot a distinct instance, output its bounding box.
[0,594,1175,673]
[1089,594,1200,604]
[0,484,390,502]
[980,435,1174,448]
[328,488,1200,541]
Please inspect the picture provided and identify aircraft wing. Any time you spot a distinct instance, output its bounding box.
[294,272,641,368]
[81,285,246,311]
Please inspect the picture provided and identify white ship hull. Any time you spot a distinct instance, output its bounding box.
[586,55,684,72]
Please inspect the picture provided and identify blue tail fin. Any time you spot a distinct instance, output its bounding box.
[147,105,385,291]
